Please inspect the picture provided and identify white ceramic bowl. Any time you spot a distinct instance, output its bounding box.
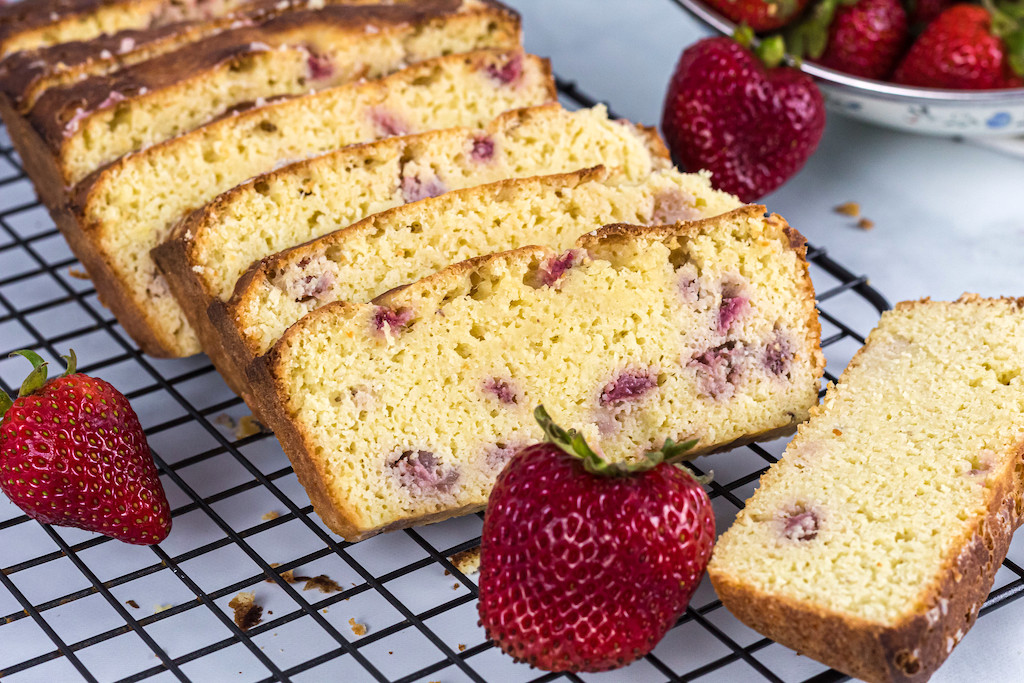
[673,0,1024,137]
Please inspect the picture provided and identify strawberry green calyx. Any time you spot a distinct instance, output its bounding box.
[988,0,1024,77]
[785,0,860,60]
[7,349,78,402]
[732,24,788,69]
[534,405,699,477]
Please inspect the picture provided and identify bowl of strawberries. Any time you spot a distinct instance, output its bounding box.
[672,0,1024,136]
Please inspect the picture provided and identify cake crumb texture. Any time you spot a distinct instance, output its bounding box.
[77,49,553,357]
[254,207,822,540]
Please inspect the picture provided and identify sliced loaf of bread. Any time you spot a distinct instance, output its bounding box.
[153,103,672,387]
[64,49,553,358]
[203,166,739,394]
[249,206,824,540]
[708,294,1024,683]
[21,0,520,189]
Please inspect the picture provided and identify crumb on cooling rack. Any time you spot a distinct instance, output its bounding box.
[303,574,342,594]
[213,413,236,430]
[228,591,263,632]
[834,202,860,217]
[262,510,281,521]
[236,415,265,439]
[857,218,875,230]
[125,599,139,609]
[349,618,367,636]
[448,547,481,575]
[266,563,301,584]
[458,644,466,652]
[68,267,91,280]
[154,604,173,613]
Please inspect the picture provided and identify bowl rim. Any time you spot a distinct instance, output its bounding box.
[671,0,1024,103]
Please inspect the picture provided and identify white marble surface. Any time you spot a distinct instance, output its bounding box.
[512,0,1024,681]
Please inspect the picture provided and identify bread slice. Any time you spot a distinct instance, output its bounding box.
[64,49,553,358]
[0,0,448,113]
[248,206,824,540]
[21,0,520,189]
[153,103,672,388]
[708,294,1024,683]
[202,166,739,396]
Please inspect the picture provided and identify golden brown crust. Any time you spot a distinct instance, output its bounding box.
[2,21,213,112]
[710,438,1024,683]
[0,0,158,54]
[151,225,252,391]
[0,94,69,213]
[246,304,371,540]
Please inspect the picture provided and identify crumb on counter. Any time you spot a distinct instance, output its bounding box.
[349,617,367,636]
[262,510,281,521]
[236,415,265,439]
[458,643,466,652]
[834,202,860,217]
[228,591,263,632]
[857,218,875,230]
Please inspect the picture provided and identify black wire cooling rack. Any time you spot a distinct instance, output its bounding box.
[1,76,1022,683]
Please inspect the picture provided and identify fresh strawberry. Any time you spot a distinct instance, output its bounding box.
[0,350,171,545]
[661,34,825,202]
[788,0,908,80]
[704,0,813,31]
[892,4,1024,89]
[477,406,715,673]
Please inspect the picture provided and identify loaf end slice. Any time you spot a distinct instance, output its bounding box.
[708,294,1024,683]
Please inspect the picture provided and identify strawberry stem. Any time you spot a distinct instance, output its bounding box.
[534,405,700,477]
[61,349,78,377]
[12,350,49,397]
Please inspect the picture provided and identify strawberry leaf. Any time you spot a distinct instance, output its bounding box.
[786,0,839,60]
[533,405,700,477]
[60,349,78,378]
[0,391,12,418]
[11,350,49,397]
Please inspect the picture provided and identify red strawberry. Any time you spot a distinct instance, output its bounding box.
[477,406,715,672]
[661,35,825,202]
[0,350,171,545]
[704,0,813,31]
[892,4,1024,89]
[809,0,909,80]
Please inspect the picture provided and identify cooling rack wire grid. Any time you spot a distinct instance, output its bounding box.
[0,79,1021,683]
